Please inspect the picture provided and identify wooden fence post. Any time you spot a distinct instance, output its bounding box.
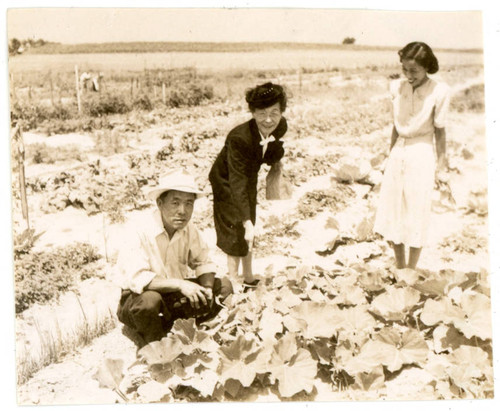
[12,124,30,230]
[74,65,81,114]
[49,71,55,107]
[162,82,166,105]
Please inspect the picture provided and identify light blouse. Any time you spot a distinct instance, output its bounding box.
[391,78,450,138]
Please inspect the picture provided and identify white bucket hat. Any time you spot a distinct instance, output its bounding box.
[145,169,206,201]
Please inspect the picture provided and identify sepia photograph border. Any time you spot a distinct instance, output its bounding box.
[2,1,499,410]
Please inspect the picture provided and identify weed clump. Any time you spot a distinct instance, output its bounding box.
[14,242,102,313]
[166,83,214,107]
[450,84,484,113]
[84,94,130,116]
[297,184,355,218]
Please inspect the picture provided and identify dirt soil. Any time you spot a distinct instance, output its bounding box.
[12,76,491,405]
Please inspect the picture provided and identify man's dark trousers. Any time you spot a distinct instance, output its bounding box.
[117,277,233,344]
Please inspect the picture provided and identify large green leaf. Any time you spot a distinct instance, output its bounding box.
[412,278,448,297]
[282,313,308,334]
[393,268,420,286]
[218,334,262,387]
[219,333,260,361]
[306,287,328,303]
[272,331,298,362]
[341,339,389,375]
[420,297,463,327]
[289,301,343,339]
[333,160,371,183]
[138,335,184,366]
[258,307,283,341]
[172,318,219,354]
[452,292,492,340]
[445,346,492,393]
[93,358,125,390]
[259,287,302,314]
[432,324,473,353]
[182,369,219,397]
[355,216,374,242]
[369,285,421,321]
[373,328,429,372]
[357,268,387,292]
[307,338,334,365]
[331,284,367,306]
[337,305,377,344]
[342,328,428,373]
[333,243,382,267]
[268,336,318,398]
[420,292,492,340]
[353,365,385,391]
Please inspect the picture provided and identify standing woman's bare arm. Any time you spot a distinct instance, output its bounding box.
[434,127,447,171]
[389,125,399,151]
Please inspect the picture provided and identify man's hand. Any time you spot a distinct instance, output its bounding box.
[243,220,254,251]
[178,280,212,310]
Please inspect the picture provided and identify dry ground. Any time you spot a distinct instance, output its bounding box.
[9,69,491,404]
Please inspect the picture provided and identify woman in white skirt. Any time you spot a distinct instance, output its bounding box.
[374,42,450,270]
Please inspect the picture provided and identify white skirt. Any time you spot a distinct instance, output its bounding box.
[373,135,436,248]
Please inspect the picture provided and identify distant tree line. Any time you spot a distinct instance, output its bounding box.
[342,37,356,45]
[9,38,48,55]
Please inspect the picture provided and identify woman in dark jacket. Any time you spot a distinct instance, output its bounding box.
[209,82,288,289]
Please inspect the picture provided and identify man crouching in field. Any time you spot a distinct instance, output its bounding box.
[115,169,233,346]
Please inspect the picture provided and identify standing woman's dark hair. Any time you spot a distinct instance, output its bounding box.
[398,42,439,74]
[245,82,287,112]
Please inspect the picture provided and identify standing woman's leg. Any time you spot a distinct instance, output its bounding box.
[241,251,255,283]
[392,243,406,269]
[227,255,240,278]
[408,247,422,269]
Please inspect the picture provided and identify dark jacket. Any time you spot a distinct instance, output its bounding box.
[209,117,287,224]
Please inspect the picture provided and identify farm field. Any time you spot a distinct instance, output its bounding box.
[8,47,483,73]
[8,47,492,404]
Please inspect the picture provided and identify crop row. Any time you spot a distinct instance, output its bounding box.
[96,261,493,402]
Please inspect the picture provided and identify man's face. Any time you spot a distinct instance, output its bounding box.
[158,190,195,234]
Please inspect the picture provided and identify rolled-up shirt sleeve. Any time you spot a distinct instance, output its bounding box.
[188,227,217,277]
[116,230,156,294]
[434,83,450,129]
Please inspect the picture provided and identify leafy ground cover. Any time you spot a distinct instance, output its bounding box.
[94,261,492,402]
[14,242,102,313]
[11,64,491,404]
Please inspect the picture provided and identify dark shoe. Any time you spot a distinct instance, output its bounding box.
[243,279,260,293]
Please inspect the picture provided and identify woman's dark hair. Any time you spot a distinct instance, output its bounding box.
[398,42,439,74]
[245,82,287,112]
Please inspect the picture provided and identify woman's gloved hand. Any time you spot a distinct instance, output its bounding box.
[243,220,254,251]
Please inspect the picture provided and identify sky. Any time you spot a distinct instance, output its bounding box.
[6,4,485,50]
